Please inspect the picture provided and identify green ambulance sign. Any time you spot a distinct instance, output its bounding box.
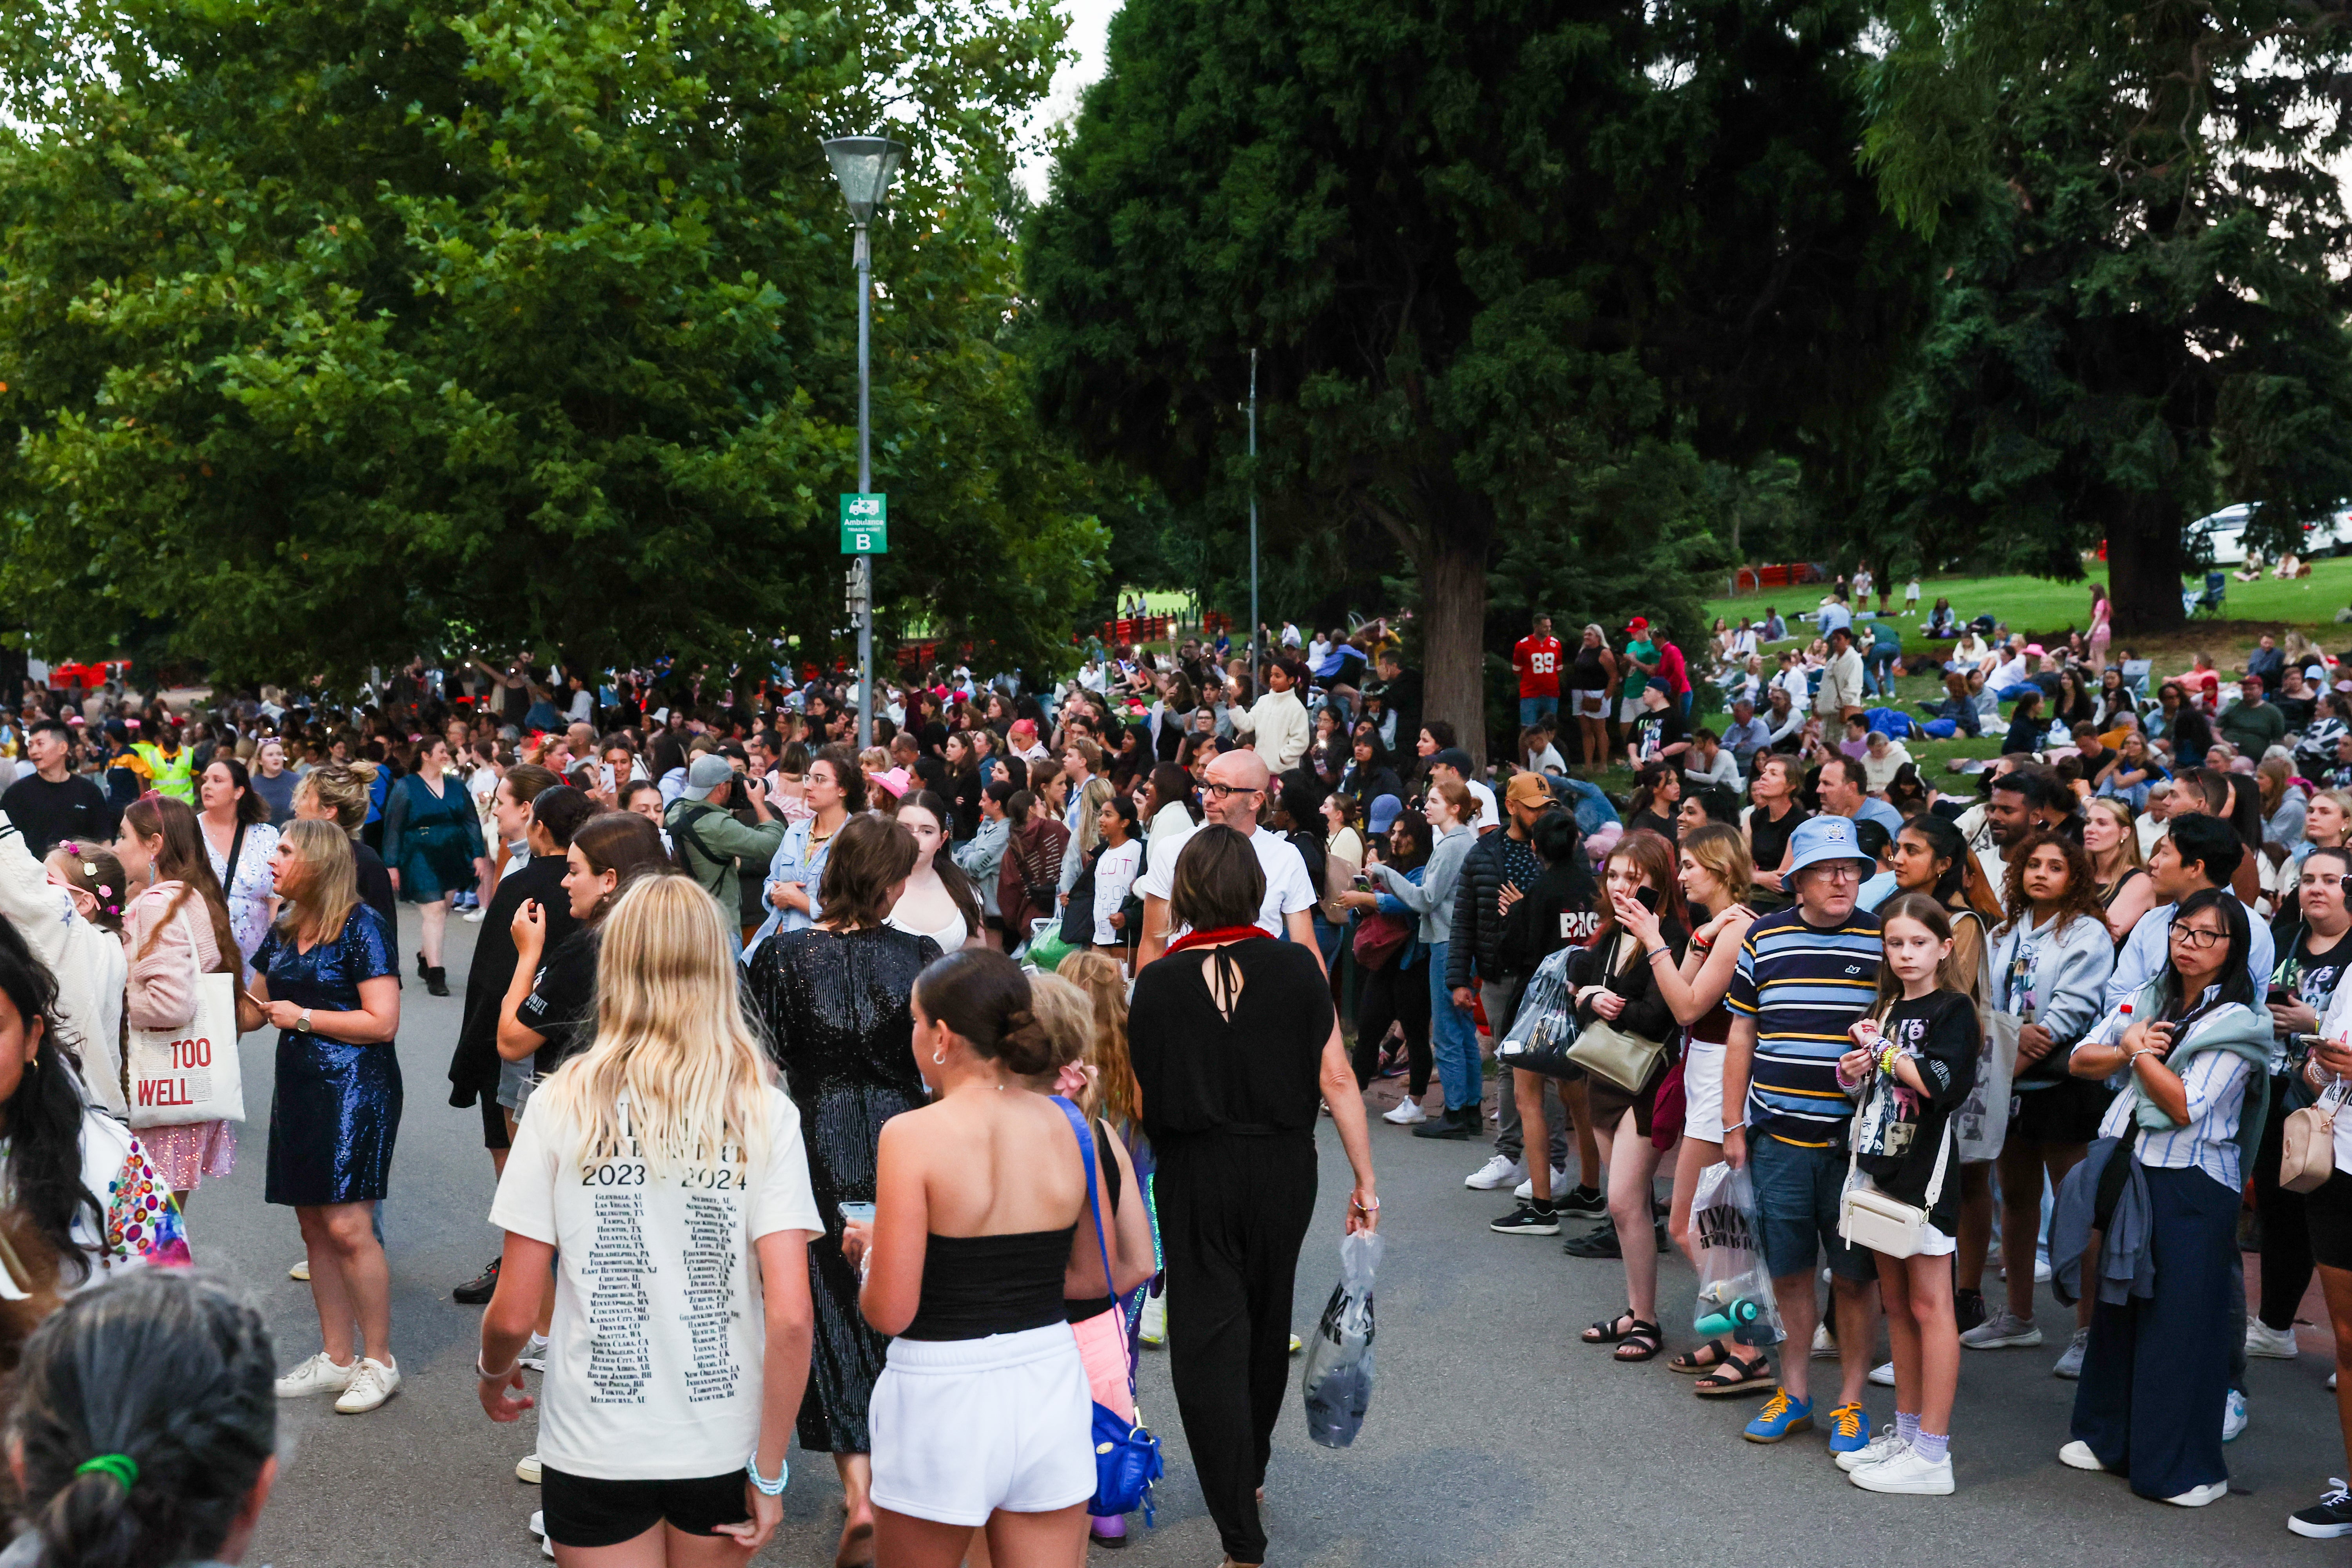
[840,493,887,554]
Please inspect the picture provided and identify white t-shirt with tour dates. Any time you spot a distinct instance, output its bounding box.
[489,1085,823,1480]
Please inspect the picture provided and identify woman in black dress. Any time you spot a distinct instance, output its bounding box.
[744,812,939,1568]
[1129,825,1378,1568]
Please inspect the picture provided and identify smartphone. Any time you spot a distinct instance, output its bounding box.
[1353,873,1372,891]
[1636,886,1661,912]
[837,1201,876,1225]
[2270,984,2295,1007]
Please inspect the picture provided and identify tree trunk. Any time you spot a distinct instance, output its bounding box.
[2102,488,2187,639]
[1417,524,1492,769]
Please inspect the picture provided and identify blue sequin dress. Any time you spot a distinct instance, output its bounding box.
[260,906,403,1207]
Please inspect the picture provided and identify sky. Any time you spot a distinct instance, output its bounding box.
[1020,0,1122,198]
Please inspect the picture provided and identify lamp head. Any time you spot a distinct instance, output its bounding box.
[821,134,908,225]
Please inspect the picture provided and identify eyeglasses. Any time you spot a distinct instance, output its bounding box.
[1205,781,1262,800]
[2169,925,2228,950]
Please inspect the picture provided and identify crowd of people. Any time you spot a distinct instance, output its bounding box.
[5,579,2352,1559]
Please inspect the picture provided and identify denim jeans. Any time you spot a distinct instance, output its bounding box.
[1426,942,1480,1112]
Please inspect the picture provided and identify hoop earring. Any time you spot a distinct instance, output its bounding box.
[932,1048,946,1065]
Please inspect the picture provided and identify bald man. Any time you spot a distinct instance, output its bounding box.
[1131,748,1322,969]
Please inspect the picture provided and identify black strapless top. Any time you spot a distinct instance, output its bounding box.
[899,1226,1075,1341]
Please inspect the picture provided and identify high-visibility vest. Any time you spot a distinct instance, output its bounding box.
[132,742,195,803]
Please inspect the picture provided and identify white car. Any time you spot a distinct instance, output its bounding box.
[2188,503,2352,565]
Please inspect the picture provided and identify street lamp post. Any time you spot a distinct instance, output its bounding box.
[821,133,907,751]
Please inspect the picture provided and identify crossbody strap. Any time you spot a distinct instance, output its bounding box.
[1052,1094,1137,1402]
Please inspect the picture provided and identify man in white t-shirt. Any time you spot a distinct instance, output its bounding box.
[1133,748,1319,968]
[1426,747,1499,830]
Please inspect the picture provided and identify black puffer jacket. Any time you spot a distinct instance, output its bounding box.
[1448,826,1541,989]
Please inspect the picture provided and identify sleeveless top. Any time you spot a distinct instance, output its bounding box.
[1572,644,1610,691]
[900,1226,1074,1341]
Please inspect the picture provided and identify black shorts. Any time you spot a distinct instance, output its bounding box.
[2007,1077,2111,1147]
[541,1467,748,1548]
[481,1094,511,1152]
[2309,1171,2352,1272]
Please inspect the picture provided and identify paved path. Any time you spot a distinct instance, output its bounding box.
[200,911,2348,1566]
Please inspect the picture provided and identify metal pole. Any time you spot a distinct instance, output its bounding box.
[855,222,874,751]
[1248,348,1259,687]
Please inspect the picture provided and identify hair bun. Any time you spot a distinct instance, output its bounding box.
[995,1006,1054,1078]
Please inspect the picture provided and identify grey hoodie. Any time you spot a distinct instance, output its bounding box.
[1374,822,1475,945]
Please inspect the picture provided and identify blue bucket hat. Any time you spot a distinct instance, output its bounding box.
[1786,814,1873,876]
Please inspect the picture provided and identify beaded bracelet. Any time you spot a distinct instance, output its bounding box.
[747,1450,789,1497]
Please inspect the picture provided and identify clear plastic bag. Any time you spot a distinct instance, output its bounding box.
[1301,1230,1382,1448]
[1495,946,1580,1075]
[1689,1162,1786,1348]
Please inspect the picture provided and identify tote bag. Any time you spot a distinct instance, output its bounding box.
[125,909,246,1127]
[1952,922,2014,1163]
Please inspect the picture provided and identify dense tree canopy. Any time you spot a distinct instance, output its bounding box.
[1859,0,2352,634]
[0,0,1106,686]
[1024,0,1924,758]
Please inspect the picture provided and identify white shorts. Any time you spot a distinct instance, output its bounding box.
[1572,690,1609,720]
[1682,1040,1726,1143]
[1618,695,1645,724]
[869,1323,1094,1527]
[1913,1222,1957,1258]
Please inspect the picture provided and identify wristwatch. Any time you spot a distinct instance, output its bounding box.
[296,1009,313,1034]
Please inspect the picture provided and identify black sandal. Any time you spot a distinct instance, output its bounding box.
[1692,1348,1775,1397]
[1613,1319,1663,1362]
[1582,1309,1639,1345]
[1668,1341,1733,1376]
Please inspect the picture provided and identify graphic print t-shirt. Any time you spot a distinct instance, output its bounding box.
[490,1085,824,1479]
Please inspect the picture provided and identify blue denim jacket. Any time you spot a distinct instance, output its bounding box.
[742,815,833,961]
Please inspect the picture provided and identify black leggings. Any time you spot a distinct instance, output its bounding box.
[1159,1132,1317,1566]
[2255,1072,2316,1331]
[1350,958,1432,1095]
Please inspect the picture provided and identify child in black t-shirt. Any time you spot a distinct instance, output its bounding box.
[1833,891,1978,1497]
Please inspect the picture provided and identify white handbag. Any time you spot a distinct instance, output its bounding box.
[1838,1074,1954,1260]
[125,909,246,1128]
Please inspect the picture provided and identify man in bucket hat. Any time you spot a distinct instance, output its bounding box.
[1719,814,1886,1453]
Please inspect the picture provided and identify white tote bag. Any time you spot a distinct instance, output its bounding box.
[1953,924,2015,1164]
[125,910,246,1127]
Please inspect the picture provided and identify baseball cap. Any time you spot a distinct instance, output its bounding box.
[1429,746,1475,776]
[1786,814,1873,876]
[1504,772,1551,809]
[1368,793,1403,834]
[681,753,733,802]
[1646,676,1671,694]
[1625,616,1650,635]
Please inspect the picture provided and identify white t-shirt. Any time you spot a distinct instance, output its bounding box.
[1132,823,1317,939]
[489,1086,824,1480]
[1466,777,1500,829]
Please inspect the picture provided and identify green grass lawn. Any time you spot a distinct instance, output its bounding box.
[1704,558,2352,662]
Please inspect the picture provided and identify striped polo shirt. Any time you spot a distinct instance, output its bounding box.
[1727,904,1884,1146]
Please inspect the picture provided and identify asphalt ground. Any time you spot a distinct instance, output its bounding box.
[198,910,2350,1566]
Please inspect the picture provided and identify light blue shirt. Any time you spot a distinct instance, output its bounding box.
[1856,869,1899,912]
[2103,897,2274,1033]
[1851,798,1906,841]
[743,815,835,962]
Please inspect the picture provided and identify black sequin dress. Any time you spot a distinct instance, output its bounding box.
[744,923,940,1454]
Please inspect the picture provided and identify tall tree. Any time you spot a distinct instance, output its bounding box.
[0,0,1104,685]
[1861,0,2352,634]
[1025,0,1922,758]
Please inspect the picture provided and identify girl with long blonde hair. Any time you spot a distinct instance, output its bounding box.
[478,874,820,1563]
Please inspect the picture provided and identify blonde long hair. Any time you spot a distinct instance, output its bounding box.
[274,819,361,947]
[538,875,774,1175]
[1057,950,1138,1127]
[1072,775,1114,855]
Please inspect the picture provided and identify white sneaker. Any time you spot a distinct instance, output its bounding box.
[1139,1292,1166,1347]
[1382,1099,1428,1126]
[2058,1440,2107,1472]
[2053,1327,2090,1380]
[288,1258,310,1282]
[2034,1256,2052,1282]
[2332,1370,2339,1392]
[1852,1447,1955,1495]
[518,1333,550,1371]
[529,1510,546,1537]
[1867,1359,1895,1388]
[274,1352,356,1398]
[334,1357,401,1414]
[2166,1481,2227,1507]
[516,1453,542,1485]
[1837,1425,1907,1472]
[2223,1387,2248,1443]
[1513,1165,1570,1200]
[462,906,486,924]
[1464,1154,1525,1191]
[1960,1310,2042,1349]
[1811,1322,1838,1359]
[2247,1319,2300,1359]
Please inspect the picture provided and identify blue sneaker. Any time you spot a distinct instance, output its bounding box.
[1744,1388,1815,1443]
[1827,1402,1870,1455]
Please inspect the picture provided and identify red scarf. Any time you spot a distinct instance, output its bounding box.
[1165,925,1269,957]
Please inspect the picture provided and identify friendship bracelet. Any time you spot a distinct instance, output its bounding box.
[475,1350,520,1383]
[746,1450,789,1497]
